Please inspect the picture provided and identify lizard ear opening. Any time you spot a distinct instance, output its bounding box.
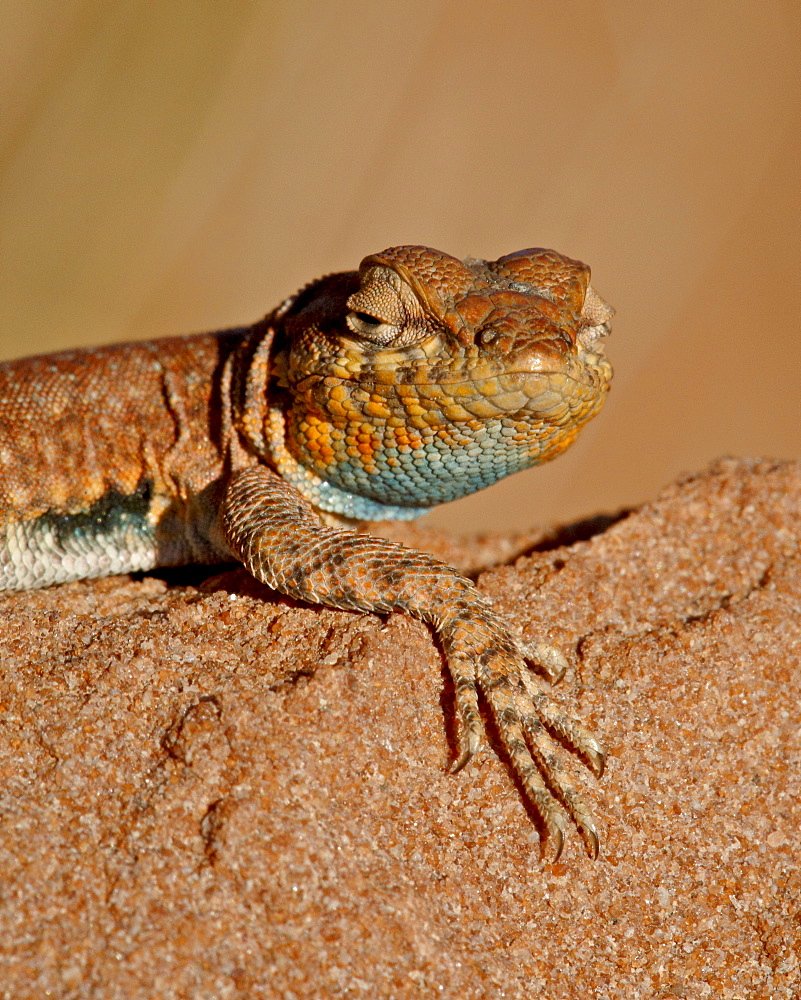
[346,265,430,347]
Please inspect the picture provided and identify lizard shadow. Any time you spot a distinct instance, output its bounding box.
[140,562,272,597]
[517,509,629,557]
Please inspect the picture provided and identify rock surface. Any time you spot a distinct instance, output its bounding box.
[1,458,799,999]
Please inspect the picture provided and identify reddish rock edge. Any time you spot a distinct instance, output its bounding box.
[1,458,799,1000]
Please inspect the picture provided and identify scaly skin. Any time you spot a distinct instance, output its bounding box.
[0,245,613,857]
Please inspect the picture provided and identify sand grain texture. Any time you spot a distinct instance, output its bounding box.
[1,458,799,999]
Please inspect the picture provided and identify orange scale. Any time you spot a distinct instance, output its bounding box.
[364,400,392,420]
[326,399,348,418]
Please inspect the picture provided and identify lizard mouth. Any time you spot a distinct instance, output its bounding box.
[299,353,612,423]
[437,368,611,421]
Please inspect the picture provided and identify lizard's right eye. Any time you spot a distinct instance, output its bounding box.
[345,310,400,344]
[352,311,381,327]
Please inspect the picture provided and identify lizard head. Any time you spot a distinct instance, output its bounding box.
[268,245,613,516]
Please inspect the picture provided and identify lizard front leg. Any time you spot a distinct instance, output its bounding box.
[221,465,605,858]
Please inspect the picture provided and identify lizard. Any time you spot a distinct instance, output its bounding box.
[0,244,614,858]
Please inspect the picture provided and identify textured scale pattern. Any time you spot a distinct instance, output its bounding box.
[0,245,613,857]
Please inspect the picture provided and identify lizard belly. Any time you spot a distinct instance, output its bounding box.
[0,486,161,591]
[0,482,227,591]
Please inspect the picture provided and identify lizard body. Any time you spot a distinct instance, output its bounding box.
[0,245,613,856]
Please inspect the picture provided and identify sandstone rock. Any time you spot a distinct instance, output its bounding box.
[1,458,799,998]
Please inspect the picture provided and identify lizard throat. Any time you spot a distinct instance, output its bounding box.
[265,406,431,521]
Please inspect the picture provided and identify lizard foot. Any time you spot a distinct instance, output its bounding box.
[443,613,604,859]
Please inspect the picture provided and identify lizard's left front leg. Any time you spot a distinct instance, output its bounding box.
[221,465,605,858]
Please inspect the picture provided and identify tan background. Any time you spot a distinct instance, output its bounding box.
[1,0,798,532]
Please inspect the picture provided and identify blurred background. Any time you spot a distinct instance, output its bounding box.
[1,1,798,532]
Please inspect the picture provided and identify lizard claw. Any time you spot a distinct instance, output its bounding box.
[546,822,565,863]
[450,728,483,773]
[583,738,606,779]
[540,795,598,861]
[582,820,600,860]
[520,640,569,684]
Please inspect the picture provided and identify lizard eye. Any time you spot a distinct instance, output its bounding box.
[346,264,430,347]
[352,311,382,327]
[345,310,400,344]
